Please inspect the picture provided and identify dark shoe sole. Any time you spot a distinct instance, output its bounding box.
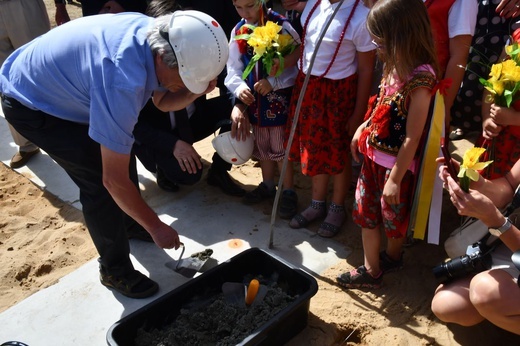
[157,180,180,192]
[336,280,383,289]
[207,171,246,197]
[100,270,158,299]
[317,221,342,238]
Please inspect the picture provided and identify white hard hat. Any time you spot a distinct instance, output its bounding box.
[166,10,229,94]
[212,131,254,165]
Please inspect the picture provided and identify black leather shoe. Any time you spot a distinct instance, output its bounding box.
[156,167,180,192]
[207,168,245,197]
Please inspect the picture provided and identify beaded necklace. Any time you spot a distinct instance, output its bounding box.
[299,0,361,79]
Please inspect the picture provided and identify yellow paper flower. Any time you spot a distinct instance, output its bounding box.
[481,41,520,106]
[277,33,294,52]
[486,78,504,96]
[457,147,493,191]
[235,20,296,80]
[500,59,520,82]
[263,21,280,39]
[248,35,269,56]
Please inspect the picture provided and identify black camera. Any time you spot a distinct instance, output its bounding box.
[433,241,493,283]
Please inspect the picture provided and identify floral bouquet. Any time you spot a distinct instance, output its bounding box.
[235,21,296,80]
[457,147,493,192]
[479,38,520,107]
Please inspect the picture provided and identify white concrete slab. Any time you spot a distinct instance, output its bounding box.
[0,113,352,345]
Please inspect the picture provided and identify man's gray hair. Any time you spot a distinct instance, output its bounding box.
[147,14,178,69]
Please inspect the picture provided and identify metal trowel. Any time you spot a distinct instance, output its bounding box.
[165,243,215,278]
[221,280,268,307]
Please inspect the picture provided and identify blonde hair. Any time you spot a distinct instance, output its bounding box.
[367,0,440,81]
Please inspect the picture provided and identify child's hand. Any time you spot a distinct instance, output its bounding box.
[350,136,360,163]
[254,79,273,96]
[482,116,503,140]
[269,59,280,77]
[350,123,367,163]
[489,103,520,126]
[382,177,400,205]
[237,87,255,106]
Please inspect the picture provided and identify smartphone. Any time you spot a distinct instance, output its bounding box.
[441,144,458,181]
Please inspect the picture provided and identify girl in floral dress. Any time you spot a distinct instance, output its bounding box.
[337,0,440,288]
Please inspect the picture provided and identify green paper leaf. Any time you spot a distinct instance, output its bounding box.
[241,55,261,80]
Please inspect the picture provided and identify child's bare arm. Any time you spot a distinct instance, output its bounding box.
[347,50,376,136]
[384,87,430,204]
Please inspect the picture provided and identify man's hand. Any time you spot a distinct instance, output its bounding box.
[496,0,520,19]
[148,223,181,249]
[230,104,251,141]
[173,140,202,174]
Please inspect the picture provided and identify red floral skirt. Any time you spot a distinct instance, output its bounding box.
[477,127,520,180]
[352,155,414,239]
[285,71,357,177]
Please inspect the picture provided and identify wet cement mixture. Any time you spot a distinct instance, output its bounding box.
[135,281,296,346]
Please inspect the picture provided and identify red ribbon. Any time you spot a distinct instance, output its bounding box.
[431,78,452,96]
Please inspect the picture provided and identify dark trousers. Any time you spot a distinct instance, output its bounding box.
[133,96,232,185]
[2,95,137,276]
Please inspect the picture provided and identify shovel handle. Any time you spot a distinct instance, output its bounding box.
[174,242,186,270]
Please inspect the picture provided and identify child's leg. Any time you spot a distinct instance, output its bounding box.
[331,158,351,205]
[277,160,294,190]
[318,166,349,237]
[386,236,405,261]
[289,174,328,228]
[336,226,383,289]
[363,227,382,276]
[260,160,276,190]
[242,160,277,204]
[380,237,404,274]
[311,173,329,201]
[278,161,298,219]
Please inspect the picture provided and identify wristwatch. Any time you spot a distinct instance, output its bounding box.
[489,217,512,237]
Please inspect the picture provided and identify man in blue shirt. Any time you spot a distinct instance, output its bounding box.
[0,10,229,298]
